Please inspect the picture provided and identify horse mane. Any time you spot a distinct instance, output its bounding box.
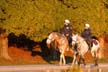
[51,31,63,37]
[75,34,85,42]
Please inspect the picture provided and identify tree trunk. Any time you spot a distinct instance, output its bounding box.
[1,37,11,60]
[0,29,12,60]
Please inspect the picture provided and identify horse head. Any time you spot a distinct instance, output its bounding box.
[72,34,78,45]
[46,32,57,48]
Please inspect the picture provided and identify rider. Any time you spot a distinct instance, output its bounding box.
[81,23,92,51]
[60,19,72,47]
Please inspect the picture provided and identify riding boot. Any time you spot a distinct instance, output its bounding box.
[88,42,92,51]
[88,45,91,51]
[69,43,72,48]
[68,38,72,49]
[86,40,91,51]
[86,41,91,51]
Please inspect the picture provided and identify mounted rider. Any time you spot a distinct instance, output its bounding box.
[60,19,72,48]
[81,23,92,50]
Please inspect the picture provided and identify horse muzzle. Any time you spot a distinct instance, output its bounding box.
[46,39,51,44]
[46,39,51,48]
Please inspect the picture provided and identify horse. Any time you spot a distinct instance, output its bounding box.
[46,32,69,65]
[71,34,101,66]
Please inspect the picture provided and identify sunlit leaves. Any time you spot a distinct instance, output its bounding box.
[0,0,108,41]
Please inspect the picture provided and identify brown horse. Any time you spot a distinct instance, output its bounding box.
[46,32,69,65]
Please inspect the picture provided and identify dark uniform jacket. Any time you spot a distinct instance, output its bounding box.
[60,25,72,38]
[81,29,92,39]
[60,25,72,45]
[81,29,92,47]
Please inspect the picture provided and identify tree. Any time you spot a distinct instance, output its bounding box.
[0,28,11,60]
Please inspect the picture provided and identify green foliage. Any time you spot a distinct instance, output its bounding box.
[0,0,108,41]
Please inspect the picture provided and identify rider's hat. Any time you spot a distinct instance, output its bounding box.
[85,23,90,28]
[64,19,70,24]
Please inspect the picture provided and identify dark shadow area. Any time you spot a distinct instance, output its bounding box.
[65,56,73,64]
[39,38,50,57]
[39,38,60,63]
[8,32,38,51]
[8,32,18,47]
[30,38,50,57]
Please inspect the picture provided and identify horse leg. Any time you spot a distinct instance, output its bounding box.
[59,51,66,65]
[91,51,98,66]
[81,56,86,66]
[78,55,86,66]
[59,54,66,65]
[94,57,98,66]
[94,52,98,66]
[59,53,62,65]
[62,54,66,65]
[72,51,77,65]
[78,55,81,66]
[62,50,66,65]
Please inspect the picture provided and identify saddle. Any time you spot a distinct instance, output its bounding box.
[85,38,98,48]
